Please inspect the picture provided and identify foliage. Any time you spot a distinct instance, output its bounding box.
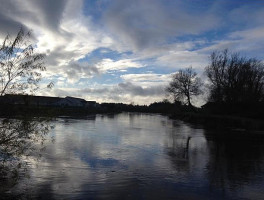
[0,27,46,96]
[166,67,202,107]
[205,49,264,103]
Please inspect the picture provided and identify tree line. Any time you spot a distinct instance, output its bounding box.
[167,49,264,113]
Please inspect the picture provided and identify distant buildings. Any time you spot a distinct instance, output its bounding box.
[0,94,98,108]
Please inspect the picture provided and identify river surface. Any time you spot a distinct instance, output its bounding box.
[2,113,264,199]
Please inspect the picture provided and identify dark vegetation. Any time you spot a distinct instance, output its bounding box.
[203,50,264,118]
[205,49,264,104]
[166,66,202,107]
[166,49,264,131]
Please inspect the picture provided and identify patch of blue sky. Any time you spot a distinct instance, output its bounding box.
[159,0,215,12]
[79,47,132,63]
[166,29,232,51]
[122,64,171,75]
[132,57,178,74]
[82,0,105,22]
[146,66,176,74]
[221,0,264,8]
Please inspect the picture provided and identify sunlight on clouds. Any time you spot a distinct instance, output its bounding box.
[156,50,208,70]
[120,74,171,88]
[121,74,171,82]
[95,58,144,72]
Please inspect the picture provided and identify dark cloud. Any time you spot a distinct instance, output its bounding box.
[0,0,68,36]
[27,0,67,31]
[46,46,79,66]
[81,82,164,98]
[103,0,219,50]
[51,81,165,104]
[118,82,164,96]
[0,13,25,37]
[66,61,99,81]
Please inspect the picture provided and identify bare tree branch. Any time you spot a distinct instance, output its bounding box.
[0,27,46,96]
[166,67,202,107]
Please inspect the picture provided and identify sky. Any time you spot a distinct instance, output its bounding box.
[0,0,264,105]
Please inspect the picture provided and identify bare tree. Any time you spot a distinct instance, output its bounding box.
[205,49,264,103]
[166,67,202,107]
[0,27,46,96]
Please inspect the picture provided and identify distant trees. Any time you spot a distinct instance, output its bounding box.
[0,27,46,96]
[166,67,202,107]
[205,49,264,104]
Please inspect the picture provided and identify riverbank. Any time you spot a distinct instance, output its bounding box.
[1,103,264,133]
[169,112,264,132]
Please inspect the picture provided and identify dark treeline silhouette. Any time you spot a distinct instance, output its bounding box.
[206,49,264,104]
[100,101,182,114]
[166,49,264,118]
[164,49,264,131]
[203,50,264,118]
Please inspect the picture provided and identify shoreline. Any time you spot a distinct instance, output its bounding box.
[1,104,264,133]
[168,112,264,133]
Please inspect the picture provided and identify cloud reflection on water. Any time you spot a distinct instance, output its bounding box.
[3,113,264,199]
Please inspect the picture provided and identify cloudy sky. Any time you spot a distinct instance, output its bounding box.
[0,0,264,105]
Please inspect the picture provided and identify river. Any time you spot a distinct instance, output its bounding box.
[1,113,264,199]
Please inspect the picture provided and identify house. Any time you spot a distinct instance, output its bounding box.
[86,101,97,107]
[0,94,96,108]
[54,96,87,107]
[0,94,63,106]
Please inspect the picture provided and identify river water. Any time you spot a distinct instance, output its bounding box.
[2,113,264,199]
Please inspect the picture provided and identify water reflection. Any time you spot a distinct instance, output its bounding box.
[204,131,264,198]
[1,113,264,199]
[0,117,51,198]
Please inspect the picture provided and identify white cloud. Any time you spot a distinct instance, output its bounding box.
[95,58,143,72]
[156,50,208,70]
[0,0,114,82]
[199,27,264,60]
[120,73,171,88]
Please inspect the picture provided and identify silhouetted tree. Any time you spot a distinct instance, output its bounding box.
[166,67,202,107]
[0,27,46,96]
[205,49,264,104]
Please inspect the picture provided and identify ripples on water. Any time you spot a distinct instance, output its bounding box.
[1,113,264,199]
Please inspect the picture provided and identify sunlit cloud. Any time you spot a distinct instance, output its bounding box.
[95,58,143,72]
